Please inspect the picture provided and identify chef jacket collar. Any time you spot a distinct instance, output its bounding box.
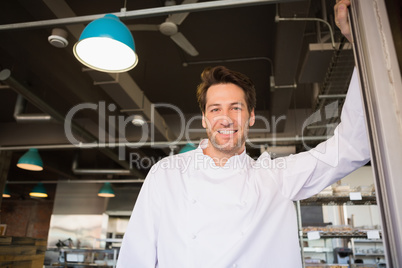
[195,139,248,170]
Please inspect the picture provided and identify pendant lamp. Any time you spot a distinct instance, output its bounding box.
[17,148,43,171]
[29,183,48,198]
[179,143,197,153]
[73,14,138,73]
[2,185,11,198]
[98,182,115,198]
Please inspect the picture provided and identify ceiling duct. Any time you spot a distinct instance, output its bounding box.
[72,155,131,176]
[13,94,52,123]
[299,43,350,83]
[85,70,175,143]
[0,68,144,178]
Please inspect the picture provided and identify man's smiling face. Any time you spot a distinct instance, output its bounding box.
[202,83,255,156]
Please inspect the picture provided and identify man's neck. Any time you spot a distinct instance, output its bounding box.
[202,141,245,167]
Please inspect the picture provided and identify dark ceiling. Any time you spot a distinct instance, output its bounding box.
[0,0,357,195]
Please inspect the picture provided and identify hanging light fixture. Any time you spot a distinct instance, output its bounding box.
[98,182,115,198]
[29,183,48,198]
[2,185,11,198]
[179,143,197,153]
[73,14,138,73]
[131,115,146,126]
[17,148,43,171]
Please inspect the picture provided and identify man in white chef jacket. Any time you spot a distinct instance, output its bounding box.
[117,1,366,267]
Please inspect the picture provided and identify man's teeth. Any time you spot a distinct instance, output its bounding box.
[218,130,236,134]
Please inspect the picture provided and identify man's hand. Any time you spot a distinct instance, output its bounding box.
[334,0,352,42]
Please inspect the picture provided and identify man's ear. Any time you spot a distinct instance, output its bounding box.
[249,109,255,127]
[202,113,206,129]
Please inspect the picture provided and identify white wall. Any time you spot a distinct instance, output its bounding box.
[48,183,110,249]
[53,183,108,215]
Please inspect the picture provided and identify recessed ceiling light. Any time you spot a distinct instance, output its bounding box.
[48,28,69,48]
[132,115,145,126]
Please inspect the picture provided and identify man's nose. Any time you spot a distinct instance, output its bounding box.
[217,115,233,126]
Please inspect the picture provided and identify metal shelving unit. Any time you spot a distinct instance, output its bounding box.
[300,195,377,206]
[297,193,382,266]
[351,239,385,264]
[62,249,118,268]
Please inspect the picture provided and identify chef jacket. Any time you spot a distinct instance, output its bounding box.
[117,68,370,268]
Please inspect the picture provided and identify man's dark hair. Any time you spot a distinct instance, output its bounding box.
[196,66,257,114]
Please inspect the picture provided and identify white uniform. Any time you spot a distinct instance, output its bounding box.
[117,68,370,268]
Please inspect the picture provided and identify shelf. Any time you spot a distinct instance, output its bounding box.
[61,249,118,268]
[304,247,333,253]
[355,253,385,257]
[303,230,382,239]
[354,239,383,243]
[300,195,376,206]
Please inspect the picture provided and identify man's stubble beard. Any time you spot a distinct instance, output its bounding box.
[206,126,249,156]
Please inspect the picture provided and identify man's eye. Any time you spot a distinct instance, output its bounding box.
[232,107,242,111]
[211,108,219,112]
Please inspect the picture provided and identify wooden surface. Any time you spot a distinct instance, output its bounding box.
[0,236,46,268]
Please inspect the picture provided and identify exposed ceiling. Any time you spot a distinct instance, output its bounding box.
[0,0,356,197]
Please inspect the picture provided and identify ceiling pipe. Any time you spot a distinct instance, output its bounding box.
[0,136,330,151]
[321,0,328,23]
[0,69,144,178]
[0,0,302,31]
[275,16,336,49]
[182,57,274,75]
[7,179,144,184]
[318,94,347,99]
[73,169,131,175]
[1,69,66,125]
[306,124,337,130]
[13,94,52,122]
[72,155,131,175]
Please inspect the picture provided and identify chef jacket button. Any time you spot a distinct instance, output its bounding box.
[232,264,238,268]
[192,234,197,239]
[192,199,197,204]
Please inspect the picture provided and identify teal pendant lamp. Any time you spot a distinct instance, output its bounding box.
[98,182,115,198]
[2,185,11,198]
[73,14,138,73]
[179,143,197,154]
[30,183,48,198]
[17,148,43,171]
